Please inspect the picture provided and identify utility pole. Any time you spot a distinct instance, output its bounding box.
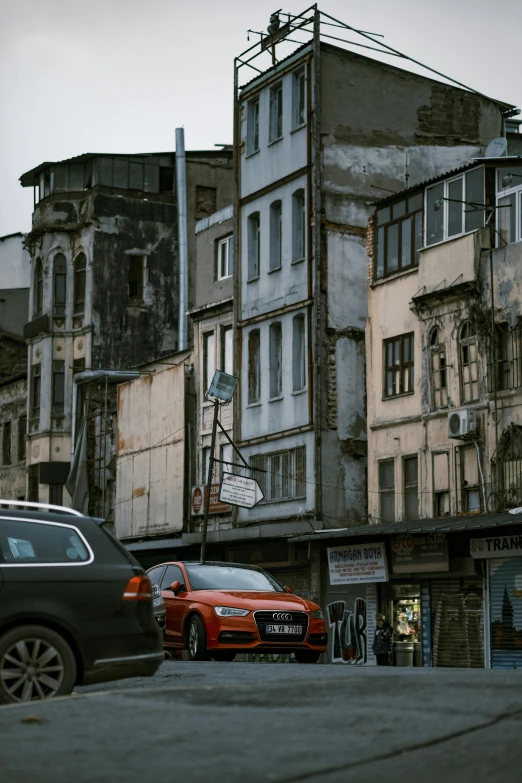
[200,399,219,563]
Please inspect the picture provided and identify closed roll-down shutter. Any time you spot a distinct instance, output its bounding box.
[489,557,522,669]
[431,578,484,667]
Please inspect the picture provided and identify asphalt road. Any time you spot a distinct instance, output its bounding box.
[1,662,522,783]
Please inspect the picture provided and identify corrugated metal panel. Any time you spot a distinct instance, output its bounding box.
[489,557,522,669]
[431,578,484,667]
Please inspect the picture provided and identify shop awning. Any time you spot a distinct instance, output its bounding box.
[289,511,522,543]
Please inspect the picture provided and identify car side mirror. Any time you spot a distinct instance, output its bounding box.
[170,580,182,595]
[284,585,292,594]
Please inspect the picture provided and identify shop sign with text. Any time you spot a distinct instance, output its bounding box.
[191,485,230,516]
[391,533,449,574]
[327,543,388,585]
[470,534,522,559]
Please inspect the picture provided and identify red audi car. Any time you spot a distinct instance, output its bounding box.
[147,561,327,662]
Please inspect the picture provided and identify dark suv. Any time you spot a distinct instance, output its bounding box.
[0,501,163,704]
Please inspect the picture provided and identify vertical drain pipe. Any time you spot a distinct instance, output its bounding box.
[176,127,188,351]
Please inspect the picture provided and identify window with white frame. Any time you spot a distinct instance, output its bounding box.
[497,165,522,246]
[269,200,282,271]
[250,445,306,503]
[269,322,283,398]
[220,443,234,477]
[292,66,306,129]
[429,327,448,409]
[247,212,260,280]
[292,189,305,262]
[269,82,283,143]
[247,98,259,155]
[248,329,261,404]
[203,332,215,395]
[458,320,478,403]
[217,235,233,280]
[292,314,306,391]
[426,167,485,246]
[221,326,233,376]
[202,447,211,483]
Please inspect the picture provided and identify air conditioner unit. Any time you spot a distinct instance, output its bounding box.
[448,408,478,439]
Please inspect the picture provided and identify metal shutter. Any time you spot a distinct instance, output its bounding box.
[431,578,484,667]
[489,557,522,669]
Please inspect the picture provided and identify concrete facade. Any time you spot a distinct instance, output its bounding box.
[366,155,522,524]
[0,375,27,500]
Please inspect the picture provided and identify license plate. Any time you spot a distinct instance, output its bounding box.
[265,624,301,634]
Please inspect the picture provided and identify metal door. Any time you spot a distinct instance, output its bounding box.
[489,556,522,669]
[431,578,484,667]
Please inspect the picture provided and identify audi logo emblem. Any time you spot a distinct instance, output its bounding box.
[273,612,292,621]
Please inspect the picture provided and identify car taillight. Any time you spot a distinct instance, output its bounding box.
[123,575,153,601]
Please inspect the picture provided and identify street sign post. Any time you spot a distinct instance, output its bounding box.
[219,472,264,509]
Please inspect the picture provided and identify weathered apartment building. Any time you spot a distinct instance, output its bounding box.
[0,233,30,500]
[224,9,517,604]
[19,144,233,517]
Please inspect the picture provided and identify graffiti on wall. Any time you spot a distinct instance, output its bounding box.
[327,597,369,664]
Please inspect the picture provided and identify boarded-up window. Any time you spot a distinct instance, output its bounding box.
[129,256,144,301]
[462,446,480,512]
[433,451,450,517]
[403,455,419,521]
[195,186,217,219]
[379,460,395,523]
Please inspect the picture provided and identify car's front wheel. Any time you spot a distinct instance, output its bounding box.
[187,615,211,661]
[294,650,321,664]
[0,624,77,704]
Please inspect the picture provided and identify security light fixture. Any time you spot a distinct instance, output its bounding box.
[501,173,522,188]
[207,369,238,403]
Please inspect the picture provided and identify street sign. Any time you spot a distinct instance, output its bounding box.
[219,472,264,509]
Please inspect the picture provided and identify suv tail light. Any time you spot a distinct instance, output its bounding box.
[123,575,153,601]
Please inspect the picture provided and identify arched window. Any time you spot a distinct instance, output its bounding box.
[53,253,67,317]
[73,253,86,315]
[459,320,478,402]
[495,424,522,509]
[429,326,447,408]
[33,258,43,318]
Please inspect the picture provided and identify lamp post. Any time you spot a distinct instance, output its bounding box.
[200,370,238,563]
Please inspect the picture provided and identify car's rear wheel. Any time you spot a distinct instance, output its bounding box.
[187,615,211,661]
[0,625,77,704]
[212,651,236,662]
[294,650,321,664]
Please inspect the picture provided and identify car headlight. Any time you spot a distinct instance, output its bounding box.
[310,609,323,619]
[214,606,250,617]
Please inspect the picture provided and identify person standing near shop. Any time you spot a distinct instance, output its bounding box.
[373,613,393,666]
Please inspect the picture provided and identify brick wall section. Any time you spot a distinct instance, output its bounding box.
[0,335,27,384]
[417,85,480,143]
[366,212,376,285]
[327,335,337,430]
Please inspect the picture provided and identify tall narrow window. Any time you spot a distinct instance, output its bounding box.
[73,252,86,314]
[379,460,395,523]
[429,327,448,409]
[269,322,283,398]
[247,98,259,155]
[217,236,233,280]
[52,360,65,416]
[31,364,41,422]
[2,421,12,465]
[292,189,305,262]
[53,253,67,317]
[269,200,282,271]
[18,415,27,461]
[459,321,478,403]
[248,330,261,404]
[220,443,234,476]
[247,212,260,281]
[202,447,211,483]
[403,455,419,521]
[203,332,215,394]
[222,327,233,376]
[433,452,450,517]
[292,314,306,391]
[129,256,144,301]
[34,258,43,318]
[461,445,481,513]
[384,333,414,398]
[269,82,283,143]
[292,67,306,129]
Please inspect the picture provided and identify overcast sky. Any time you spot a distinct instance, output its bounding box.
[1,0,520,237]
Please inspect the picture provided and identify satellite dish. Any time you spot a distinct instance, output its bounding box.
[484,137,507,158]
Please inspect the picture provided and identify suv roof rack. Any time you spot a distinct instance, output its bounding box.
[0,500,84,517]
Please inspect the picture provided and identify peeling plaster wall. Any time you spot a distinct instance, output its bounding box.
[0,377,27,499]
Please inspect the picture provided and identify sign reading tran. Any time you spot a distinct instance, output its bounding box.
[470,534,522,559]
[219,472,264,509]
[327,543,388,585]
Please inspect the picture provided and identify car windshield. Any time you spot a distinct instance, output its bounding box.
[185,564,284,592]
